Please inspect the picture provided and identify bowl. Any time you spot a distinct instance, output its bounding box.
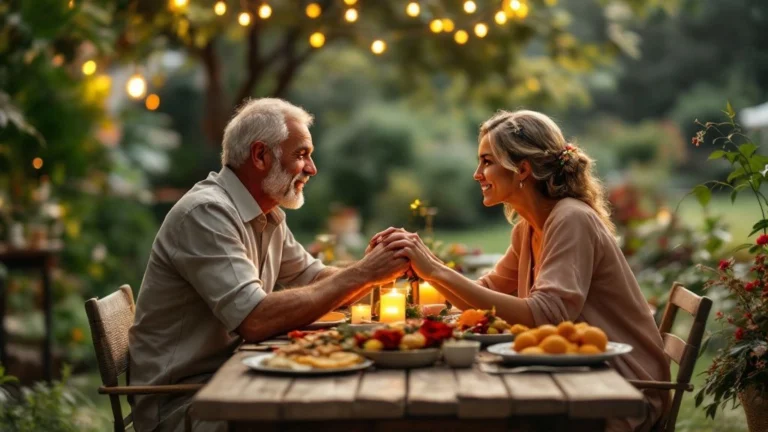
[360,348,441,369]
[442,340,481,368]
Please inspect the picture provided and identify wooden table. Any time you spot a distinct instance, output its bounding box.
[192,351,647,431]
[0,242,62,381]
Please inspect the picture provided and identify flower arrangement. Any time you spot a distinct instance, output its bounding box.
[352,318,454,351]
[690,103,768,420]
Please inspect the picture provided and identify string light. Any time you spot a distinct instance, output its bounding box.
[503,0,522,15]
[258,4,272,19]
[81,60,97,75]
[145,94,161,111]
[344,8,358,22]
[305,3,321,18]
[238,12,251,26]
[494,11,507,24]
[168,0,188,11]
[68,0,75,8]
[454,30,469,44]
[213,1,226,15]
[463,1,477,13]
[126,73,147,99]
[517,3,529,18]
[309,32,325,48]
[406,2,420,17]
[429,19,443,33]
[344,0,357,4]
[371,40,386,55]
[474,23,488,38]
[32,158,43,170]
[441,19,455,32]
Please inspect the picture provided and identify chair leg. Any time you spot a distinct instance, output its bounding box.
[109,395,125,432]
[185,404,193,432]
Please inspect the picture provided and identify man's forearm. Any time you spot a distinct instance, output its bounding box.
[237,265,369,342]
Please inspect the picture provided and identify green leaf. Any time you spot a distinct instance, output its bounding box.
[725,151,740,164]
[692,185,711,207]
[749,245,761,254]
[748,219,768,237]
[724,100,736,119]
[739,143,758,158]
[708,150,726,160]
[727,167,746,183]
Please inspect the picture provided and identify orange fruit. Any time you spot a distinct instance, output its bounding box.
[581,327,608,351]
[579,344,601,354]
[556,321,576,339]
[566,343,579,354]
[568,328,584,344]
[534,324,558,342]
[520,346,545,355]
[509,324,530,335]
[457,309,486,328]
[539,335,569,354]
[513,331,538,352]
[574,322,590,330]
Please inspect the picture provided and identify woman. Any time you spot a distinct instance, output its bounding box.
[377,110,670,432]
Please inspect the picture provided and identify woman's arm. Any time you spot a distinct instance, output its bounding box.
[427,280,474,311]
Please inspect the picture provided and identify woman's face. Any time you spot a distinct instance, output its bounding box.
[473,135,518,207]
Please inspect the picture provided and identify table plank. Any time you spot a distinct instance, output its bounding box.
[281,373,362,420]
[554,369,646,419]
[354,370,406,419]
[502,374,567,415]
[193,352,292,421]
[455,368,512,418]
[407,368,458,416]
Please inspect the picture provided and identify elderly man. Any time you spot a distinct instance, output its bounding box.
[128,98,408,432]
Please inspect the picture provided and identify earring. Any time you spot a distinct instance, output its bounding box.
[519,181,524,189]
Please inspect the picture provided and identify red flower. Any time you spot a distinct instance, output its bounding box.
[735,327,744,340]
[718,259,731,271]
[757,234,768,246]
[745,281,758,292]
[373,329,403,350]
[419,319,454,347]
[716,311,723,319]
[744,312,753,320]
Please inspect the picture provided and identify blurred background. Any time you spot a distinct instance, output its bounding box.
[1,0,767,430]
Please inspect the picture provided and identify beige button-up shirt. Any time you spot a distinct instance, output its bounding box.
[128,167,324,431]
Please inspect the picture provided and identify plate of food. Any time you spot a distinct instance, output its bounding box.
[303,311,347,330]
[452,308,528,345]
[354,319,454,369]
[244,329,371,375]
[486,322,633,366]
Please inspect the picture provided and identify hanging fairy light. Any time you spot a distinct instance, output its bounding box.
[32,158,44,170]
[168,0,188,12]
[517,3,529,18]
[145,94,161,111]
[371,40,386,55]
[126,73,147,99]
[213,1,226,15]
[309,32,325,48]
[494,11,507,25]
[238,12,251,26]
[81,60,97,76]
[474,23,488,38]
[441,19,455,32]
[258,4,272,19]
[463,1,476,14]
[406,2,420,17]
[429,19,443,33]
[344,0,357,4]
[344,8,358,22]
[305,3,321,18]
[68,0,75,8]
[503,0,522,15]
[454,30,469,44]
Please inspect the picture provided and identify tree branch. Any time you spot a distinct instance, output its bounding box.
[198,39,229,146]
[235,20,264,105]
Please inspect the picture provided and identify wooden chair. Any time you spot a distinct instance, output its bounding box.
[85,285,203,432]
[629,282,713,432]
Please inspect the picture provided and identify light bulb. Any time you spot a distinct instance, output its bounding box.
[474,23,488,38]
[169,0,188,11]
[258,4,272,19]
[454,30,469,44]
[406,2,420,17]
[441,19,455,32]
[32,158,43,170]
[371,40,386,55]
[213,1,226,15]
[306,3,321,18]
[145,94,161,111]
[429,19,443,33]
[126,73,147,99]
[344,8,358,22]
[517,3,529,18]
[309,32,325,48]
[344,0,357,4]
[494,11,507,24]
[463,1,476,14]
[238,12,251,26]
[81,60,97,75]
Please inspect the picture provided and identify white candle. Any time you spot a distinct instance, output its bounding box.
[418,282,445,305]
[351,304,372,324]
[379,289,406,323]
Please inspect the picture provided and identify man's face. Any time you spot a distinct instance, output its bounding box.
[262,119,317,209]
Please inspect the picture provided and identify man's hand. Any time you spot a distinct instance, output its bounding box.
[365,227,407,255]
[356,242,410,286]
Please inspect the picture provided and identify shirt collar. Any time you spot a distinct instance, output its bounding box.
[216,167,285,231]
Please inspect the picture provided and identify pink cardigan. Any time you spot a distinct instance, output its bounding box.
[479,198,670,432]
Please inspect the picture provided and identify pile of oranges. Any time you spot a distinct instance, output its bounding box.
[511,321,609,355]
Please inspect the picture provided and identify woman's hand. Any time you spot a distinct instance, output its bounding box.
[365,227,407,255]
[383,232,444,281]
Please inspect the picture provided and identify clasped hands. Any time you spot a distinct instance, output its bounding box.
[365,227,444,282]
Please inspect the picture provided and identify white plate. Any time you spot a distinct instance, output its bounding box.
[458,332,516,345]
[303,312,347,330]
[242,354,373,375]
[360,348,441,369]
[486,341,633,366]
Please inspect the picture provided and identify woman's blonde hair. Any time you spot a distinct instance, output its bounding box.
[479,109,616,235]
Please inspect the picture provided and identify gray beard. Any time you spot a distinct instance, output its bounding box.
[263,161,305,209]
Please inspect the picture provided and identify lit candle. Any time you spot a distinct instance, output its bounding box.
[351,304,372,324]
[379,289,406,323]
[418,282,445,305]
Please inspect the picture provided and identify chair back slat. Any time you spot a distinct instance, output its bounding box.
[84,285,135,387]
[661,333,686,365]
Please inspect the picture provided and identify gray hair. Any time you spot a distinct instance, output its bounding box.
[221,98,314,168]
